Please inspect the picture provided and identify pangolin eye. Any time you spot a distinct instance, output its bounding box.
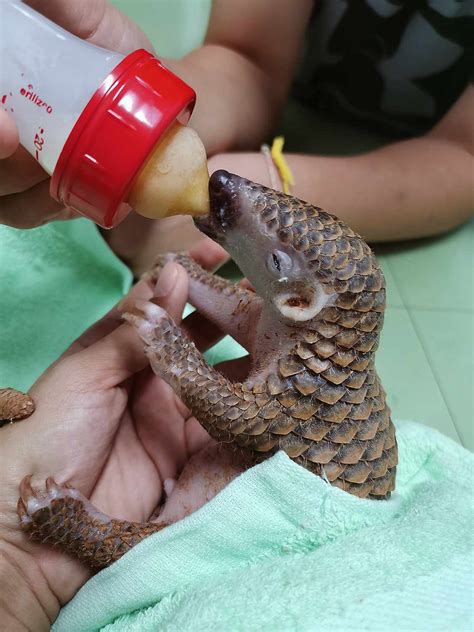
[267,250,293,276]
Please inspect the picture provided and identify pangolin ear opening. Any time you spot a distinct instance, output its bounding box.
[273,285,328,322]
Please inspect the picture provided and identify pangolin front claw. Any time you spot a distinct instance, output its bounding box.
[124,300,174,349]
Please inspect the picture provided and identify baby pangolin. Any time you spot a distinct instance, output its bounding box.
[17,171,397,569]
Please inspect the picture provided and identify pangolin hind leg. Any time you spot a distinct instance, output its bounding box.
[18,476,165,569]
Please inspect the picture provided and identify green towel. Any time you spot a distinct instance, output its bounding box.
[0,220,131,391]
[0,220,242,390]
[54,420,473,632]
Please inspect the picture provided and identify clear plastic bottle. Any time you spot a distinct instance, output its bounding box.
[0,0,209,228]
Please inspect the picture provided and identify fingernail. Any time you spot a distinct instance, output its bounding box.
[155,262,178,298]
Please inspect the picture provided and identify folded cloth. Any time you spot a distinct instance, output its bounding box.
[54,420,474,632]
[0,220,131,391]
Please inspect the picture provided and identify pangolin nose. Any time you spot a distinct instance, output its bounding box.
[209,170,240,228]
[209,169,232,193]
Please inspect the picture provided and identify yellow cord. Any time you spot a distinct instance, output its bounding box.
[270,136,294,194]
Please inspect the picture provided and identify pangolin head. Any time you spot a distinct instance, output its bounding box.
[195,170,385,323]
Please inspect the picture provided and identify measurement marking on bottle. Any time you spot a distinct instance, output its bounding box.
[1,93,14,113]
[34,127,45,161]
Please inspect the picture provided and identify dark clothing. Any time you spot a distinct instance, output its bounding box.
[294,0,473,137]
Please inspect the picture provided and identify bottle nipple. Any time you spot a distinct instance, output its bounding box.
[128,122,210,219]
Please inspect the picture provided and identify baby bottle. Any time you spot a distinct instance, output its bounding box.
[0,0,209,228]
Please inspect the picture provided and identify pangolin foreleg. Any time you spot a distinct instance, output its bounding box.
[125,302,276,452]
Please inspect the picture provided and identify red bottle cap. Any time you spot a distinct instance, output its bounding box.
[50,49,195,228]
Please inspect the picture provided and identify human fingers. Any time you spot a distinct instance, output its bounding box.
[26,0,154,54]
[0,145,47,196]
[0,127,57,228]
[61,321,149,391]
[62,280,154,359]
[59,263,188,388]
[151,262,190,324]
[65,259,188,357]
[0,180,63,228]
[0,110,19,160]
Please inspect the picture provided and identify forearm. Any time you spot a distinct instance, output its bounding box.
[167,45,281,155]
[210,136,473,242]
[165,0,313,155]
[291,136,473,241]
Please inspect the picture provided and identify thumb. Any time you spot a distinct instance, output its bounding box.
[0,110,19,159]
[72,321,149,389]
[74,262,190,387]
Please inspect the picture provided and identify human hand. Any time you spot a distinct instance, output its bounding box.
[0,0,154,228]
[0,240,243,630]
[105,214,220,279]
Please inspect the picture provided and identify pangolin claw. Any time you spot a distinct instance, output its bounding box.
[0,388,35,425]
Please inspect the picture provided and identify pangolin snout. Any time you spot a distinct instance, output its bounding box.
[194,170,243,240]
[210,169,232,193]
